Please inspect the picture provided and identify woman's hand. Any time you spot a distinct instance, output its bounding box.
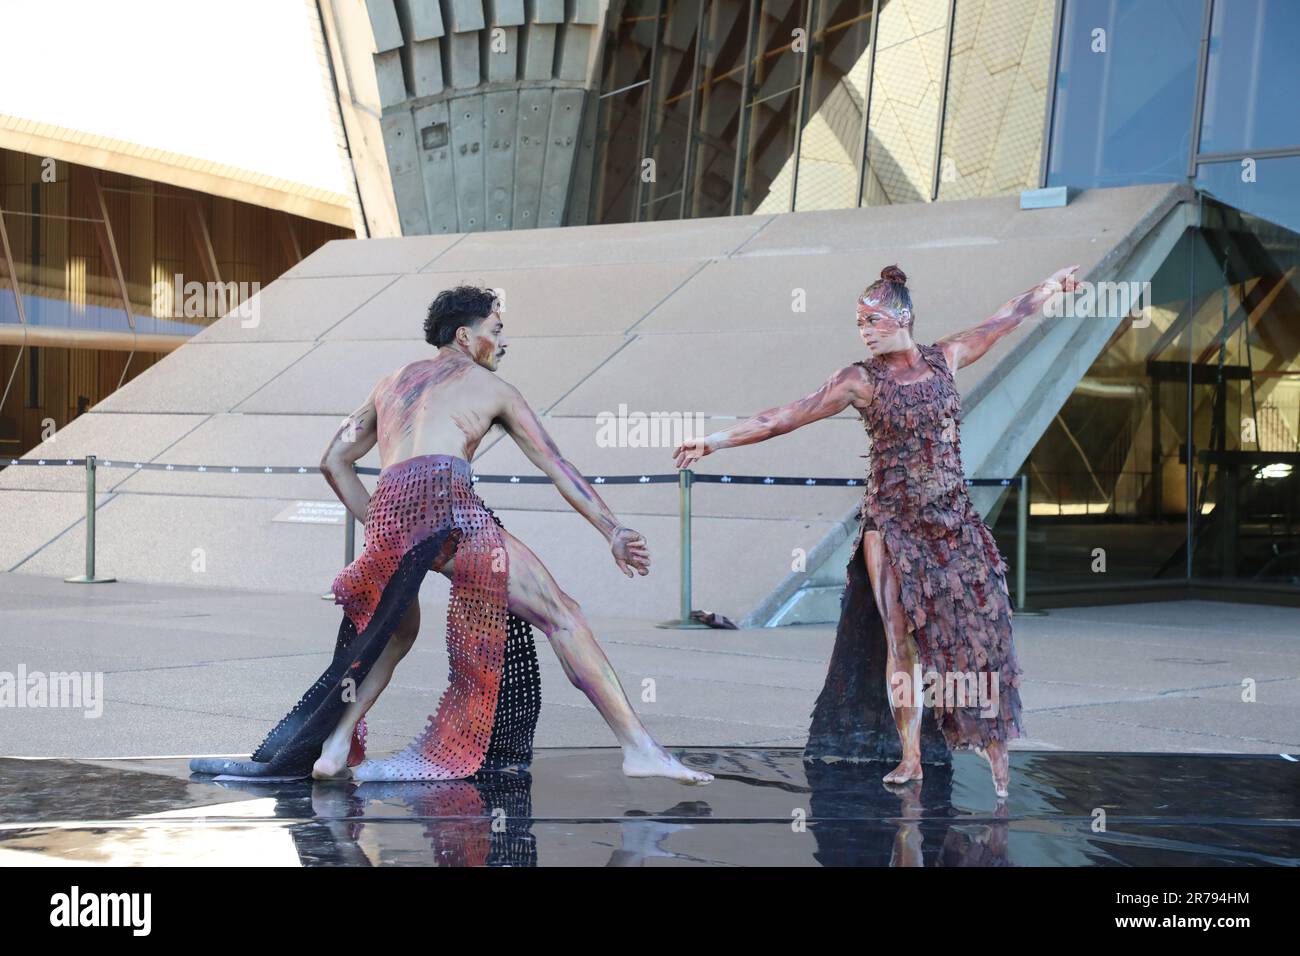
[1041,264,1080,297]
[673,436,715,469]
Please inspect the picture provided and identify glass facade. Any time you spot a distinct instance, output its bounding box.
[1000,201,1300,591]
[1045,0,1300,234]
[1045,0,1201,189]
[936,0,1054,201]
[1008,0,1300,596]
[1198,0,1300,155]
[584,0,1053,223]
[0,148,352,457]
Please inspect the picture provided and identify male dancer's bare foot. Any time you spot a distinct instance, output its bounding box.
[976,742,1010,798]
[622,745,713,785]
[883,757,923,785]
[312,735,353,780]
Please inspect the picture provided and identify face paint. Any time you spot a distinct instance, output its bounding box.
[465,311,506,370]
[856,300,913,357]
[856,267,915,358]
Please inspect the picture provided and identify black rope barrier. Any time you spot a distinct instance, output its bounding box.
[1,456,1016,488]
[11,454,1033,622]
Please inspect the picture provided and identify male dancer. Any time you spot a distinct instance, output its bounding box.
[194,286,711,785]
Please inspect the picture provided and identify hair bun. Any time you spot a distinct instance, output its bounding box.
[880,264,907,284]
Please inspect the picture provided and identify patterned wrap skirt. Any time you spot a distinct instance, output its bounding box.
[190,454,540,780]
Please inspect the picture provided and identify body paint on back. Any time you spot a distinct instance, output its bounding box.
[379,359,472,453]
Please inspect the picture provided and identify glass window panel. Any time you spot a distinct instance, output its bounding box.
[741,0,810,214]
[935,0,1053,202]
[588,0,659,224]
[1198,0,1300,155]
[1187,205,1300,581]
[791,0,876,212]
[1196,155,1300,239]
[2,211,130,335]
[642,0,704,221]
[1018,229,1200,586]
[688,0,755,218]
[0,346,21,447]
[0,233,19,327]
[1046,0,1201,189]
[860,0,950,206]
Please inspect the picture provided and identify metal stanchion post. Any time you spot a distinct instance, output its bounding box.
[64,454,115,584]
[658,468,708,628]
[322,506,357,600]
[1014,471,1046,616]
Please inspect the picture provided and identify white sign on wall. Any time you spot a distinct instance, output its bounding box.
[273,500,347,525]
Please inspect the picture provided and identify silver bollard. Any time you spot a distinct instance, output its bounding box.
[323,503,357,601]
[657,468,708,628]
[64,454,116,584]
[1014,471,1046,616]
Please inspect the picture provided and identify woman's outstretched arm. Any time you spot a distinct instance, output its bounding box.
[672,364,871,468]
[935,265,1079,372]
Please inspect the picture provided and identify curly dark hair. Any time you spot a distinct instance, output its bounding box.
[424,285,499,347]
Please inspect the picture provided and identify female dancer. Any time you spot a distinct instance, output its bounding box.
[673,264,1078,796]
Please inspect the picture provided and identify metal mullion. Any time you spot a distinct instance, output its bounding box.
[929,0,957,201]
[1196,145,1300,164]
[679,0,709,219]
[1037,0,1064,189]
[88,169,136,333]
[854,0,880,207]
[1186,0,1214,180]
[789,0,818,212]
[633,0,666,222]
[732,0,762,216]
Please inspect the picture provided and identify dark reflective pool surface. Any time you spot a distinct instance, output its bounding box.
[1,749,1296,866]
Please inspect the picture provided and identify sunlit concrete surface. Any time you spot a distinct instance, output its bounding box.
[1,573,1296,759]
[0,183,1191,625]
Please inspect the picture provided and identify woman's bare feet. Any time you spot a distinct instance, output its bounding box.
[976,741,1010,797]
[883,757,923,785]
[622,745,713,785]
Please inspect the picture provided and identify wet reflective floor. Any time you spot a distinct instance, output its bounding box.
[1,749,1297,866]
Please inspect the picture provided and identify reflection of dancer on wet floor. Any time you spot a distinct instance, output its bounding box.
[675,264,1078,797]
[197,286,710,785]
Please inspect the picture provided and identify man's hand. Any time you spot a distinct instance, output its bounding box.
[611,526,650,577]
[673,437,715,469]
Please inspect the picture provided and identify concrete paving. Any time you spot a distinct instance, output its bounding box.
[1,570,1296,759]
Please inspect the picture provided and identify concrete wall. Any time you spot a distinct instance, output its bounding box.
[0,182,1187,622]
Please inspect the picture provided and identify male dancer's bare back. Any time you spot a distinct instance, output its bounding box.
[313,305,712,784]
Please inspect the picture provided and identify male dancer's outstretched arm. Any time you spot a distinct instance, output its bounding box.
[496,381,649,576]
[485,379,711,783]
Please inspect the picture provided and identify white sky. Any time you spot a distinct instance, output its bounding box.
[0,0,349,194]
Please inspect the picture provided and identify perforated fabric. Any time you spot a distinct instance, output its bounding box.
[349,455,523,781]
[189,454,541,780]
[478,605,542,771]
